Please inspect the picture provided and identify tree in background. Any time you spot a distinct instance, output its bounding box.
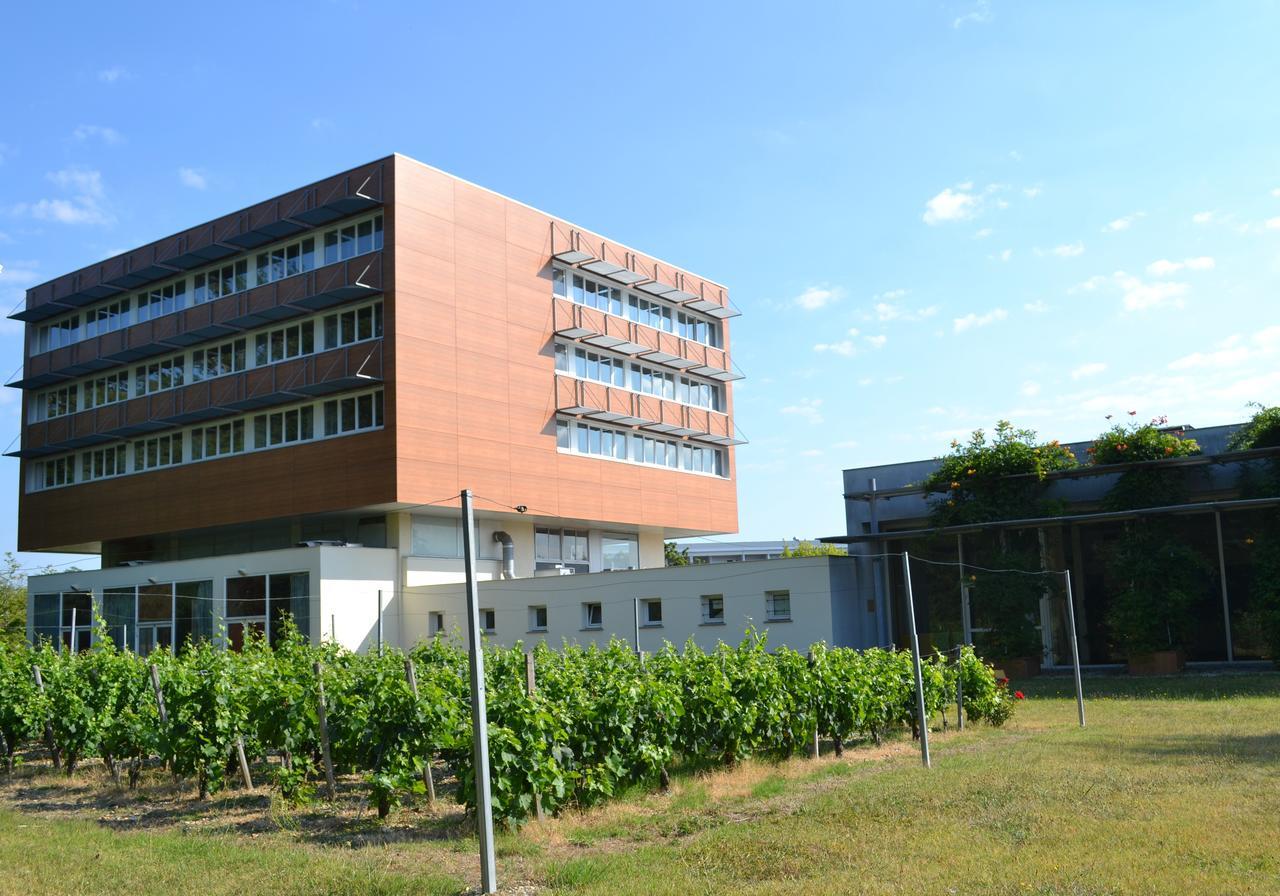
[664,542,690,567]
[1,554,28,647]
[781,540,847,557]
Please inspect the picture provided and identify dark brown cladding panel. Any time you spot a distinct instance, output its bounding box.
[18,429,396,553]
[20,158,390,322]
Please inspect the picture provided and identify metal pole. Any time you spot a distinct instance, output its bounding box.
[69,607,77,654]
[461,489,498,894]
[901,552,931,768]
[1214,511,1234,663]
[956,533,972,645]
[633,597,641,657]
[1062,570,1086,728]
[376,590,384,656]
[330,614,336,643]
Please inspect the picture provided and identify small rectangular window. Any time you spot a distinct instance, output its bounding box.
[529,605,548,632]
[702,595,725,624]
[481,608,496,634]
[583,602,603,629]
[643,599,663,626]
[766,591,792,622]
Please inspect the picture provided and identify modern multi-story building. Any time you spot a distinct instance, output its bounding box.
[16,154,746,653]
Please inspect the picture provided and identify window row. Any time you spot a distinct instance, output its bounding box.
[468,590,793,637]
[555,418,727,477]
[33,214,383,354]
[554,343,724,411]
[32,301,383,421]
[552,267,722,348]
[29,389,385,492]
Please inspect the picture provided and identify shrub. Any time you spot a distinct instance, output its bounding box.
[1103,523,1210,656]
[1227,403,1280,451]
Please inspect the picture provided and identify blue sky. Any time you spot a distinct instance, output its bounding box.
[2,1,1279,572]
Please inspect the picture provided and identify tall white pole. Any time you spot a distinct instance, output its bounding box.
[376,589,384,656]
[70,607,77,655]
[633,597,641,657]
[901,552,931,768]
[1062,570,1086,728]
[461,490,498,893]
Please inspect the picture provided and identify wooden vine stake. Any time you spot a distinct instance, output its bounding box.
[31,665,60,769]
[235,736,254,791]
[807,651,820,759]
[525,651,544,821]
[403,658,436,807]
[314,661,337,800]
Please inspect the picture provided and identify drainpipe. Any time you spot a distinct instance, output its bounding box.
[492,532,515,580]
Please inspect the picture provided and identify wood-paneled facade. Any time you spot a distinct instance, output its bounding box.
[15,154,739,555]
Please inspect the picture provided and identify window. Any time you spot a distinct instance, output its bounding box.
[602,534,638,571]
[40,457,75,489]
[583,602,603,629]
[255,320,314,366]
[535,527,589,572]
[133,433,183,471]
[323,214,384,264]
[194,259,248,303]
[224,572,309,651]
[642,599,663,626]
[677,376,721,412]
[37,385,78,421]
[322,390,384,436]
[481,609,496,634]
[84,371,130,409]
[84,297,131,339]
[529,605,548,632]
[190,419,245,460]
[256,237,316,286]
[323,302,383,349]
[570,274,623,316]
[701,595,725,624]
[556,418,728,477]
[134,357,185,396]
[627,294,674,333]
[80,445,127,482]
[630,362,676,400]
[192,339,246,381]
[253,406,314,448]
[555,343,626,388]
[411,517,462,558]
[137,282,186,321]
[36,316,80,353]
[765,591,792,622]
[678,311,721,348]
[429,612,445,637]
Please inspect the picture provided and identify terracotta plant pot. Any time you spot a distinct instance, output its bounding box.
[994,656,1041,680]
[1127,649,1186,676]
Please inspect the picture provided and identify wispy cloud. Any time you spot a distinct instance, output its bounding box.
[953,0,992,28]
[1146,256,1214,276]
[12,167,114,225]
[953,308,1007,333]
[793,285,842,311]
[97,66,129,83]
[924,185,979,225]
[813,331,857,356]
[780,398,824,424]
[1023,186,1042,199]
[1021,381,1041,397]
[72,125,123,145]
[990,248,1012,262]
[865,334,887,349]
[873,295,938,322]
[1103,212,1144,232]
[973,227,993,239]
[1049,242,1084,257]
[1023,300,1050,313]
[1115,272,1188,311]
[178,167,208,190]
[1072,361,1107,380]
[1192,211,1216,225]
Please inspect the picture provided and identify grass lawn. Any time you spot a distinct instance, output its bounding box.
[2,673,1279,895]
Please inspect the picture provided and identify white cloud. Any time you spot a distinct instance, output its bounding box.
[1271,188,1280,199]
[178,167,208,190]
[953,308,1007,333]
[12,167,114,225]
[780,398,824,424]
[865,334,887,349]
[794,285,842,310]
[1023,300,1050,313]
[1023,186,1042,199]
[953,1,992,28]
[1071,362,1107,380]
[1050,242,1085,257]
[1021,381,1041,397]
[1146,256,1215,276]
[874,301,938,322]
[1192,211,1215,224]
[993,248,1013,262]
[973,227,993,239]
[1115,272,1189,311]
[97,66,129,83]
[813,340,855,356]
[923,186,979,225]
[1103,212,1144,232]
[1265,217,1280,230]
[832,439,860,449]
[1167,347,1252,370]
[72,125,123,145]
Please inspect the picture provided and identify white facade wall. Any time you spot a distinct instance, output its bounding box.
[404,557,852,653]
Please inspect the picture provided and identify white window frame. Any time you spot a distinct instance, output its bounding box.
[528,605,548,632]
[641,598,663,627]
[765,590,792,622]
[481,608,496,634]
[701,594,725,625]
[582,602,603,630]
